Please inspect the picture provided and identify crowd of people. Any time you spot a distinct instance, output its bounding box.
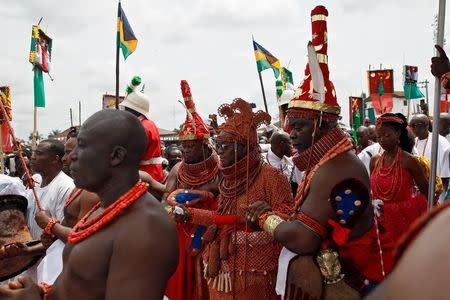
[0,4,450,300]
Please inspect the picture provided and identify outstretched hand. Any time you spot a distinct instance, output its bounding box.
[0,276,42,300]
[246,201,272,227]
[0,243,29,259]
[431,45,450,78]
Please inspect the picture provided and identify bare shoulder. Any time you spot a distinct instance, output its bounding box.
[400,150,419,166]
[80,190,100,205]
[370,153,381,174]
[315,151,370,188]
[376,206,450,298]
[118,192,177,240]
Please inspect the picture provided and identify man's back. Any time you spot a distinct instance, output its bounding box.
[52,192,178,300]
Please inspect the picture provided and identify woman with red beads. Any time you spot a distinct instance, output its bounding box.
[370,113,429,251]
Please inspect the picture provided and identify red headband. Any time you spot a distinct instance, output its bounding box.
[376,116,404,128]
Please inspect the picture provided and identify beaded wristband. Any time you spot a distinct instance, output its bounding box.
[44,218,60,236]
[441,71,450,89]
[39,282,52,300]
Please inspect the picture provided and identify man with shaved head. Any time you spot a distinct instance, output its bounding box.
[410,113,450,180]
[264,130,302,195]
[0,110,178,300]
[368,124,377,143]
[355,126,373,154]
[440,112,450,142]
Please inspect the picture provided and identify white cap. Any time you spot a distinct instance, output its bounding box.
[120,76,151,119]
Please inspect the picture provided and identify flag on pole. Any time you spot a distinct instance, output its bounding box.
[117,2,138,60]
[403,66,425,100]
[253,40,281,78]
[276,67,294,97]
[0,87,12,151]
[29,25,52,107]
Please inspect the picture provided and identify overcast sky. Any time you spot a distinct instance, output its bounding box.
[1,0,448,139]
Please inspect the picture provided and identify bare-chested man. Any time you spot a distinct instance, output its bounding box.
[248,6,391,298]
[0,109,178,300]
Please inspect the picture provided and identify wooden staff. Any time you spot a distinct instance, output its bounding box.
[0,93,43,210]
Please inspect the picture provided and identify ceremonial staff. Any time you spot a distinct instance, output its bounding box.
[428,0,446,210]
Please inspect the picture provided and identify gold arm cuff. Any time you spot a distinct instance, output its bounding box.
[311,14,327,22]
[263,215,284,236]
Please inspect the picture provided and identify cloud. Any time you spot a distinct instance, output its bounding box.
[1,0,448,140]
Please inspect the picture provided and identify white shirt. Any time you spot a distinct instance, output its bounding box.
[358,143,382,175]
[415,132,450,178]
[264,148,302,184]
[26,171,74,240]
[358,143,420,176]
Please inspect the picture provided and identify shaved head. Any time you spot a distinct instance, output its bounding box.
[410,114,430,140]
[270,131,292,158]
[81,109,147,166]
[357,126,369,134]
[440,113,450,137]
[356,126,370,148]
[270,131,290,145]
[368,125,377,142]
[70,109,147,191]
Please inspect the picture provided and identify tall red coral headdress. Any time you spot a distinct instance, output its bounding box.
[178,80,210,141]
[287,5,340,122]
[217,98,271,146]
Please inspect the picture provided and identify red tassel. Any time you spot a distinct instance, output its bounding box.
[328,219,350,246]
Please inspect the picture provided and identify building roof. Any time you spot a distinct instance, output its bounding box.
[158,128,176,136]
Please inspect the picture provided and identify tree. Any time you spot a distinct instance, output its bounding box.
[48,129,61,139]
[28,131,43,145]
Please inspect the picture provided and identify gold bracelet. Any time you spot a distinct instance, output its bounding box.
[441,71,450,89]
[263,215,284,236]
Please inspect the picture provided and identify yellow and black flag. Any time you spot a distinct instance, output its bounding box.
[117,2,138,60]
[253,40,281,78]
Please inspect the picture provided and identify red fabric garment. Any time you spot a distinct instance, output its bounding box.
[370,162,427,267]
[338,225,394,283]
[372,94,393,114]
[165,224,209,300]
[139,116,164,182]
[1,122,11,152]
[166,199,217,300]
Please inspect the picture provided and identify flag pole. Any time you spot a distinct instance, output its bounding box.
[428,0,446,209]
[258,71,269,114]
[253,36,269,114]
[32,106,37,150]
[115,1,121,109]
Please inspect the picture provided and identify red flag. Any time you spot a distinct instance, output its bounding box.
[372,94,393,114]
[441,92,450,113]
[368,70,394,95]
[1,122,12,152]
